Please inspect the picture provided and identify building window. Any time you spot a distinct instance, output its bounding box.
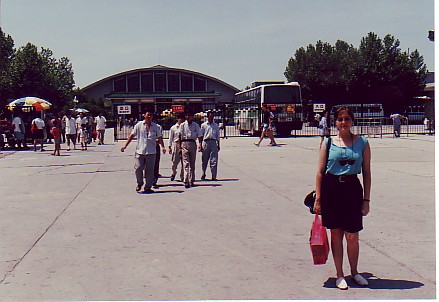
[114,76,126,92]
[141,72,153,92]
[181,73,193,92]
[194,76,207,92]
[127,73,140,92]
[168,72,180,92]
[154,71,166,92]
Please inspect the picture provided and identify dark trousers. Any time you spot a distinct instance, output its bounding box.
[154,144,161,179]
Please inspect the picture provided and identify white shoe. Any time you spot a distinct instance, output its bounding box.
[353,274,369,286]
[336,277,348,290]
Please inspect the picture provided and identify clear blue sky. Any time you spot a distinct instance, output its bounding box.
[1,0,435,90]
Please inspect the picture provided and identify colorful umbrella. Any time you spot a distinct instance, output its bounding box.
[7,97,52,111]
[72,108,89,113]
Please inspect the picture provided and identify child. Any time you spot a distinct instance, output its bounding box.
[50,120,61,156]
[78,123,89,151]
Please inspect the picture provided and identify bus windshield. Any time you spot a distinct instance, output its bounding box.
[263,85,301,104]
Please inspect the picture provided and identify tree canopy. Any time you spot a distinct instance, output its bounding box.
[284,32,428,114]
[0,28,75,114]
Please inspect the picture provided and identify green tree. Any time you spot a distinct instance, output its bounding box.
[8,43,75,112]
[0,28,76,114]
[354,33,427,114]
[285,32,427,114]
[0,28,15,108]
[284,39,357,107]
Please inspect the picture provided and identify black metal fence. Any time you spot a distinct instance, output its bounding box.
[114,110,434,140]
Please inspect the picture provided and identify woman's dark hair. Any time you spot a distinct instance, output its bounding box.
[334,106,355,121]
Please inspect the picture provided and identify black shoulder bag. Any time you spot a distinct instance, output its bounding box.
[304,137,331,214]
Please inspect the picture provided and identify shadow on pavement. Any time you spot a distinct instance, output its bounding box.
[191,183,222,187]
[200,178,240,182]
[139,189,185,194]
[154,183,185,188]
[323,273,424,290]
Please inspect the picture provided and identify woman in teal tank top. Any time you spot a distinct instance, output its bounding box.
[314,106,372,290]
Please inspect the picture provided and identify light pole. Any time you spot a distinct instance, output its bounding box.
[73,96,79,109]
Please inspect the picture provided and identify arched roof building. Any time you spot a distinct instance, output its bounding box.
[82,65,240,119]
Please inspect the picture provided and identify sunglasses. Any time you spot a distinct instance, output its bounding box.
[339,159,355,166]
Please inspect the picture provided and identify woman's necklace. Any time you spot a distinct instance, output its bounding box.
[339,133,354,160]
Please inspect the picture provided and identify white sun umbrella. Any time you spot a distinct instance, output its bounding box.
[72,108,89,114]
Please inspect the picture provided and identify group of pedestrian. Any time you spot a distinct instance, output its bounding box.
[61,111,106,152]
[122,110,221,193]
[121,105,373,290]
[8,110,107,155]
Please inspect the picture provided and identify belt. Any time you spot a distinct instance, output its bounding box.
[327,173,357,183]
[204,139,217,141]
[182,139,195,142]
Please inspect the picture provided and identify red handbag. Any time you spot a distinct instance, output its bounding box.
[309,214,330,265]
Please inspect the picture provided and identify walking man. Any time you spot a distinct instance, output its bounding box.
[201,111,221,181]
[121,111,166,193]
[64,112,77,151]
[31,115,45,151]
[95,112,107,145]
[168,114,185,182]
[255,105,277,147]
[86,113,94,144]
[390,112,406,138]
[153,115,164,187]
[179,112,203,188]
[12,111,28,149]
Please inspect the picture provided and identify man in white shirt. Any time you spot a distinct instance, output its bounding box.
[390,113,406,138]
[76,113,87,142]
[121,111,166,193]
[12,113,28,149]
[179,112,203,188]
[95,113,107,145]
[64,112,77,151]
[201,111,221,181]
[31,115,45,151]
[168,114,185,182]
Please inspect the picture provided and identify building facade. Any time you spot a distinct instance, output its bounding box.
[82,65,239,122]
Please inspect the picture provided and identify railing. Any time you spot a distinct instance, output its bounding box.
[294,117,434,137]
[114,117,435,140]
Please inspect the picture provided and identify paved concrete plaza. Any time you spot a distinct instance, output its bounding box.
[0,132,435,300]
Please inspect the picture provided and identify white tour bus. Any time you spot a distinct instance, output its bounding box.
[234,82,303,136]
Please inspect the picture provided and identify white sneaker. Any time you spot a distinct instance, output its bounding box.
[336,277,348,290]
[353,274,369,286]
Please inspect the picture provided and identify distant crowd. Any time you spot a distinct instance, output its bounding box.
[0,111,107,155]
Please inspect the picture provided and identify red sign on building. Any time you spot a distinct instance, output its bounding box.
[266,104,277,111]
[172,105,185,113]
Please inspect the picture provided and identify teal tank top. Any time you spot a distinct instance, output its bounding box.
[325,136,368,175]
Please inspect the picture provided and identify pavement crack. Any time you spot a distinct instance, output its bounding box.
[361,240,434,283]
[0,146,115,285]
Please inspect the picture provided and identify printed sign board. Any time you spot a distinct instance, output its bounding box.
[266,104,277,111]
[117,105,131,115]
[313,103,326,112]
[172,105,185,113]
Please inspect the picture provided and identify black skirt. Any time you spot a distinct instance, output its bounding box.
[321,173,364,233]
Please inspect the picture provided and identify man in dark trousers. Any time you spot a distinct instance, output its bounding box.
[179,111,203,188]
